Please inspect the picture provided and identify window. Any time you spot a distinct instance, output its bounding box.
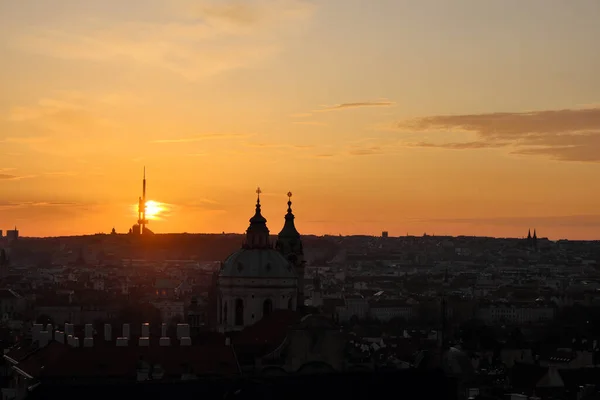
[235,299,244,326]
[263,299,273,317]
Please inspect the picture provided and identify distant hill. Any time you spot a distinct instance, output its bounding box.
[6,233,341,264]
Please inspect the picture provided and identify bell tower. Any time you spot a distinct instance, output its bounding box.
[275,192,306,309]
[243,187,271,249]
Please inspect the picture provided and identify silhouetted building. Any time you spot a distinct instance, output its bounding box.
[6,228,18,242]
[216,189,299,332]
[275,192,306,309]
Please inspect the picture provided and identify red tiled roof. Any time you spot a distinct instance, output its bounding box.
[234,310,300,347]
[15,341,239,379]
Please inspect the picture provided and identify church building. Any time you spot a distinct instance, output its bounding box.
[215,189,305,332]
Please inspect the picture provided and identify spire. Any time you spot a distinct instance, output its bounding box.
[245,187,270,248]
[533,229,537,240]
[138,167,148,234]
[527,229,532,240]
[278,191,300,238]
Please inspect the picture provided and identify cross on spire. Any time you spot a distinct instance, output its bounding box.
[256,187,262,201]
[286,191,293,213]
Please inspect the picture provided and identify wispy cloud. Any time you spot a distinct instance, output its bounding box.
[314,153,336,158]
[0,174,37,181]
[244,142,314,149]
[315,101,395,113]
[42,171,78,177]
[0,136,50,144]
[9,0,316,81]
[292,121,328,126]
[152,134,249,143]
[4,91,120,139]
[0,201,79,210]
[406,141,510,150]
[397,107,600,162]
[348,146,384,156]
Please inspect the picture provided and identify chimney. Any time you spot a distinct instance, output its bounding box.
[84,324,93,338]
[65,323,75,336]
[176,323,190,339]
[141,323,150,338]
[139,337,150,347]
[180,337,192,346]
[45,324,53,334]
[55,331,65,344]
[67,334,74,346]
[225,337,231,346]
[72,337,80,348]
[161,323,167,337]
[122,323,130,339]
[84,337,94,347]
[159,337,171,346]
[116,337,128,347]
[32,324,43,343]
[104,324,112,341]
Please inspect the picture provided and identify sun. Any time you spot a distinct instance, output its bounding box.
[144,200,164,220]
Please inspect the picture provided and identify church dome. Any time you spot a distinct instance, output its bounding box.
[220,248,296,278]
[219,187,297,279]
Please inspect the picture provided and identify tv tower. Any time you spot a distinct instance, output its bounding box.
[137,167,148,235]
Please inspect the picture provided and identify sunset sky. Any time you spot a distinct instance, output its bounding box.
[1,0,600,239]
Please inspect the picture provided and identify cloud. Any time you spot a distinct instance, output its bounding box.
[293,121,328,126]
[348,146,384,156]
[407,141,510,150]
[5,91,118,138]
[316,101,395,113]
[0,136,49,144]
[0,201,79,210]
[152,134,248,143]
[10,0,316,81]
[3,91,148,157]
[0,174,36,181]
[244,142,314,149]
[42,171,78,177]
[397,107,600,162]
[314,153,335,158]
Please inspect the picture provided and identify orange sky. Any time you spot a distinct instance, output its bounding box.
[1,1,600,240]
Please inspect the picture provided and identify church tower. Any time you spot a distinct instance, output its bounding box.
[275,192,306,310]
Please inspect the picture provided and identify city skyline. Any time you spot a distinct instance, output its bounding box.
[1,1,600,239]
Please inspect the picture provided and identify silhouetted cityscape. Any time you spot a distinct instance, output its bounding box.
[1,175,600,399]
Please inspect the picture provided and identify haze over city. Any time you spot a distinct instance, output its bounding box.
[1,0,600,239]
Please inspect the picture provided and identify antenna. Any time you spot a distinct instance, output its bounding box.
[137,167,148,234]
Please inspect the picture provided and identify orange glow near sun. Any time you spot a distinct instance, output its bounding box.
[132,200,168,221]
[145,200,163,220]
